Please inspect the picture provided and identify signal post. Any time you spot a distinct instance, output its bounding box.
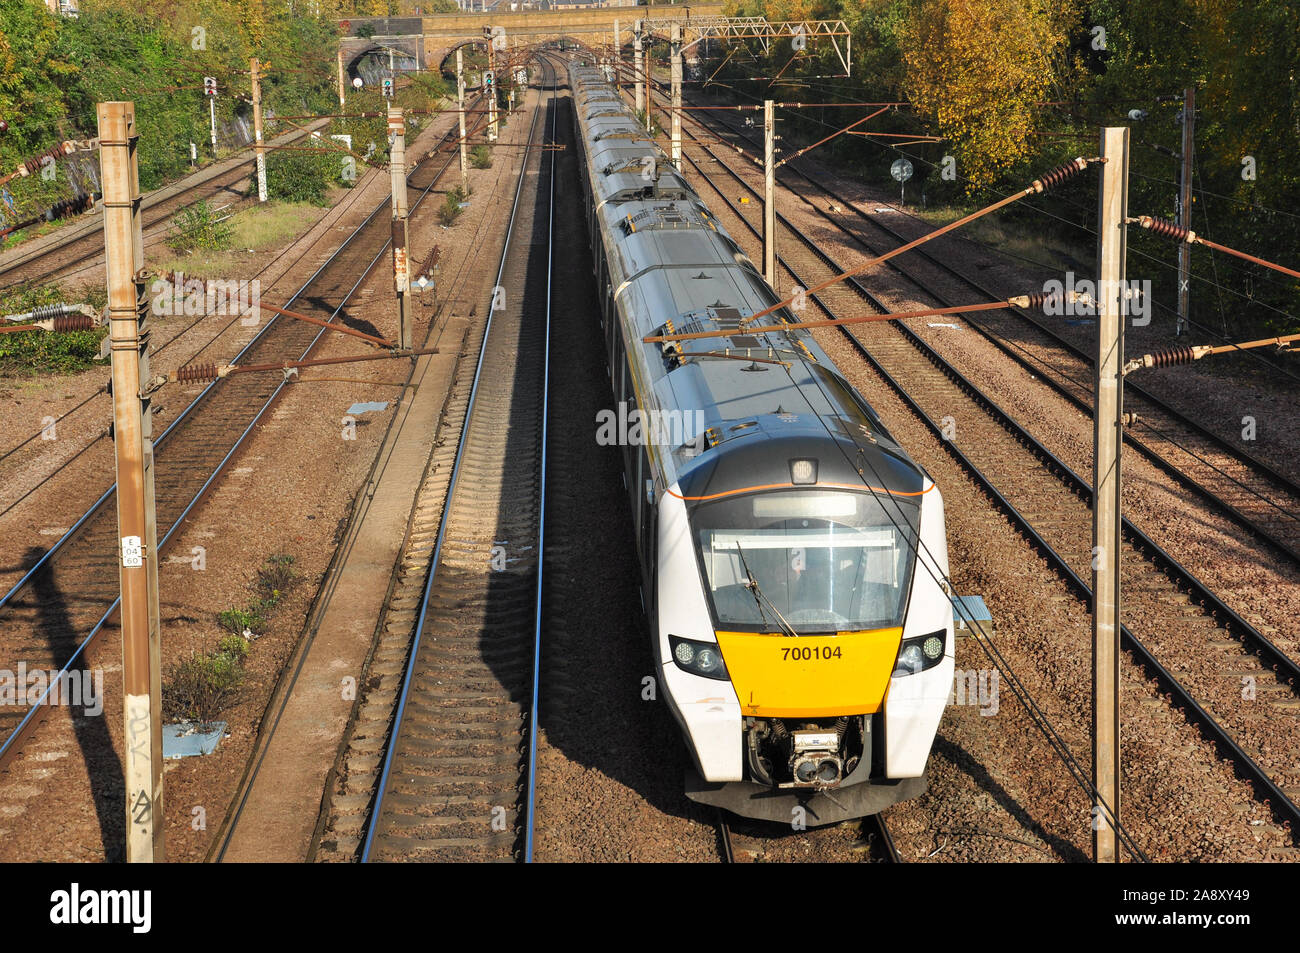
[389,107,412,350]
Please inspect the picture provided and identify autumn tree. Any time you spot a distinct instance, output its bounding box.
[898,0,1078,190]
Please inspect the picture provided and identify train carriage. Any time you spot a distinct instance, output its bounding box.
[569,64,954,825]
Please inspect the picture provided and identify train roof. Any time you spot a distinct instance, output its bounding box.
[569,63,926,498]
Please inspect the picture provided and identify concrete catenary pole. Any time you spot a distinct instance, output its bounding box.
[643,42,653,134]
[613,16,621,95]
[1176,87,1195,337]
[250,57,267,202]
[98,101,164,864]
[456,48,469,192]
[670,23,682,170]
[389,107,411,351]
[763,99,776,287]
[1092,125,1130,864]
[633,27,644,117]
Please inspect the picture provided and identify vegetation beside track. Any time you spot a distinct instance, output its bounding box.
[720,0,1300,338]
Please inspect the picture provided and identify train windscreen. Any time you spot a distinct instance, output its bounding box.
[692,490,920,633]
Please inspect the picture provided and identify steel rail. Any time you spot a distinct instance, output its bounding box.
[869,812,901,862]
[360,59,553,864]
[524,55,559,865]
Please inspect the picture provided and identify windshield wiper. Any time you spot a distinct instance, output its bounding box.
[734,542,799,637]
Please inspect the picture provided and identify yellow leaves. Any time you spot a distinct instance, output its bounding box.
[900,0,1071,189]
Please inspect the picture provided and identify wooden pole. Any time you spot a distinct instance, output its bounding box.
[251,57,267,202]
[763,99,776,287]
[389,107,411,351]
[1092,125,1129,864]
[1176,87,1194,337]
[99,101,164,863]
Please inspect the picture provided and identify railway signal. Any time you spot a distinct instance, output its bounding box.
[456,48,468,191]
[98,101,165,864]
[382,77,394,99]
[389,107,412,350]
[206,77,217,155]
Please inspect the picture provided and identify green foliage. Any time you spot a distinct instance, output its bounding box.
[714,0,1299,340]
[437,190,464,227]
[217,634,249,662]
[0,284,105,376]
[166,199,234,253]
[0,0,343,221]
[469,144,493,169]
[436,185,469,227]
[256,553,297,606]
[217,605,267,636]
[163,648,244,725]
[265,149,338,205]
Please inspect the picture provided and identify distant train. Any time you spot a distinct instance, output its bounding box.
[569,63,954,825]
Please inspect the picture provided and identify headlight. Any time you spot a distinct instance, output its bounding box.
[668,635,729,680]
[892,630,946,677]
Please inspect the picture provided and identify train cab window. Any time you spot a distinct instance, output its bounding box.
[691,490,919,634]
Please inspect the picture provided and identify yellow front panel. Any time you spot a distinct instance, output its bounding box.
[716,628,903,718]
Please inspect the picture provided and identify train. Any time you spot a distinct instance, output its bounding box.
[568,62,955,825]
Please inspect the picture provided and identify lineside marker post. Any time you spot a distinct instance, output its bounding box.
[456,48,469,192]
[99,101,164,863]
[763,99,776,287]
[1176,86,1194,337]
[670,23,683,170]
[1092,125,1129,864]
[251,57,267,203]
[389,107,412,351]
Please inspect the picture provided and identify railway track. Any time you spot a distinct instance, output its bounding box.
[672,91,1300,569]
[0,125,327,292]
[0,102,485,773]
[664,103,1300,838]
[359,58,557,863]
[715,809,901,863]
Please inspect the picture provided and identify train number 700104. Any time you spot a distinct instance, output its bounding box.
[781,645,842,661]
